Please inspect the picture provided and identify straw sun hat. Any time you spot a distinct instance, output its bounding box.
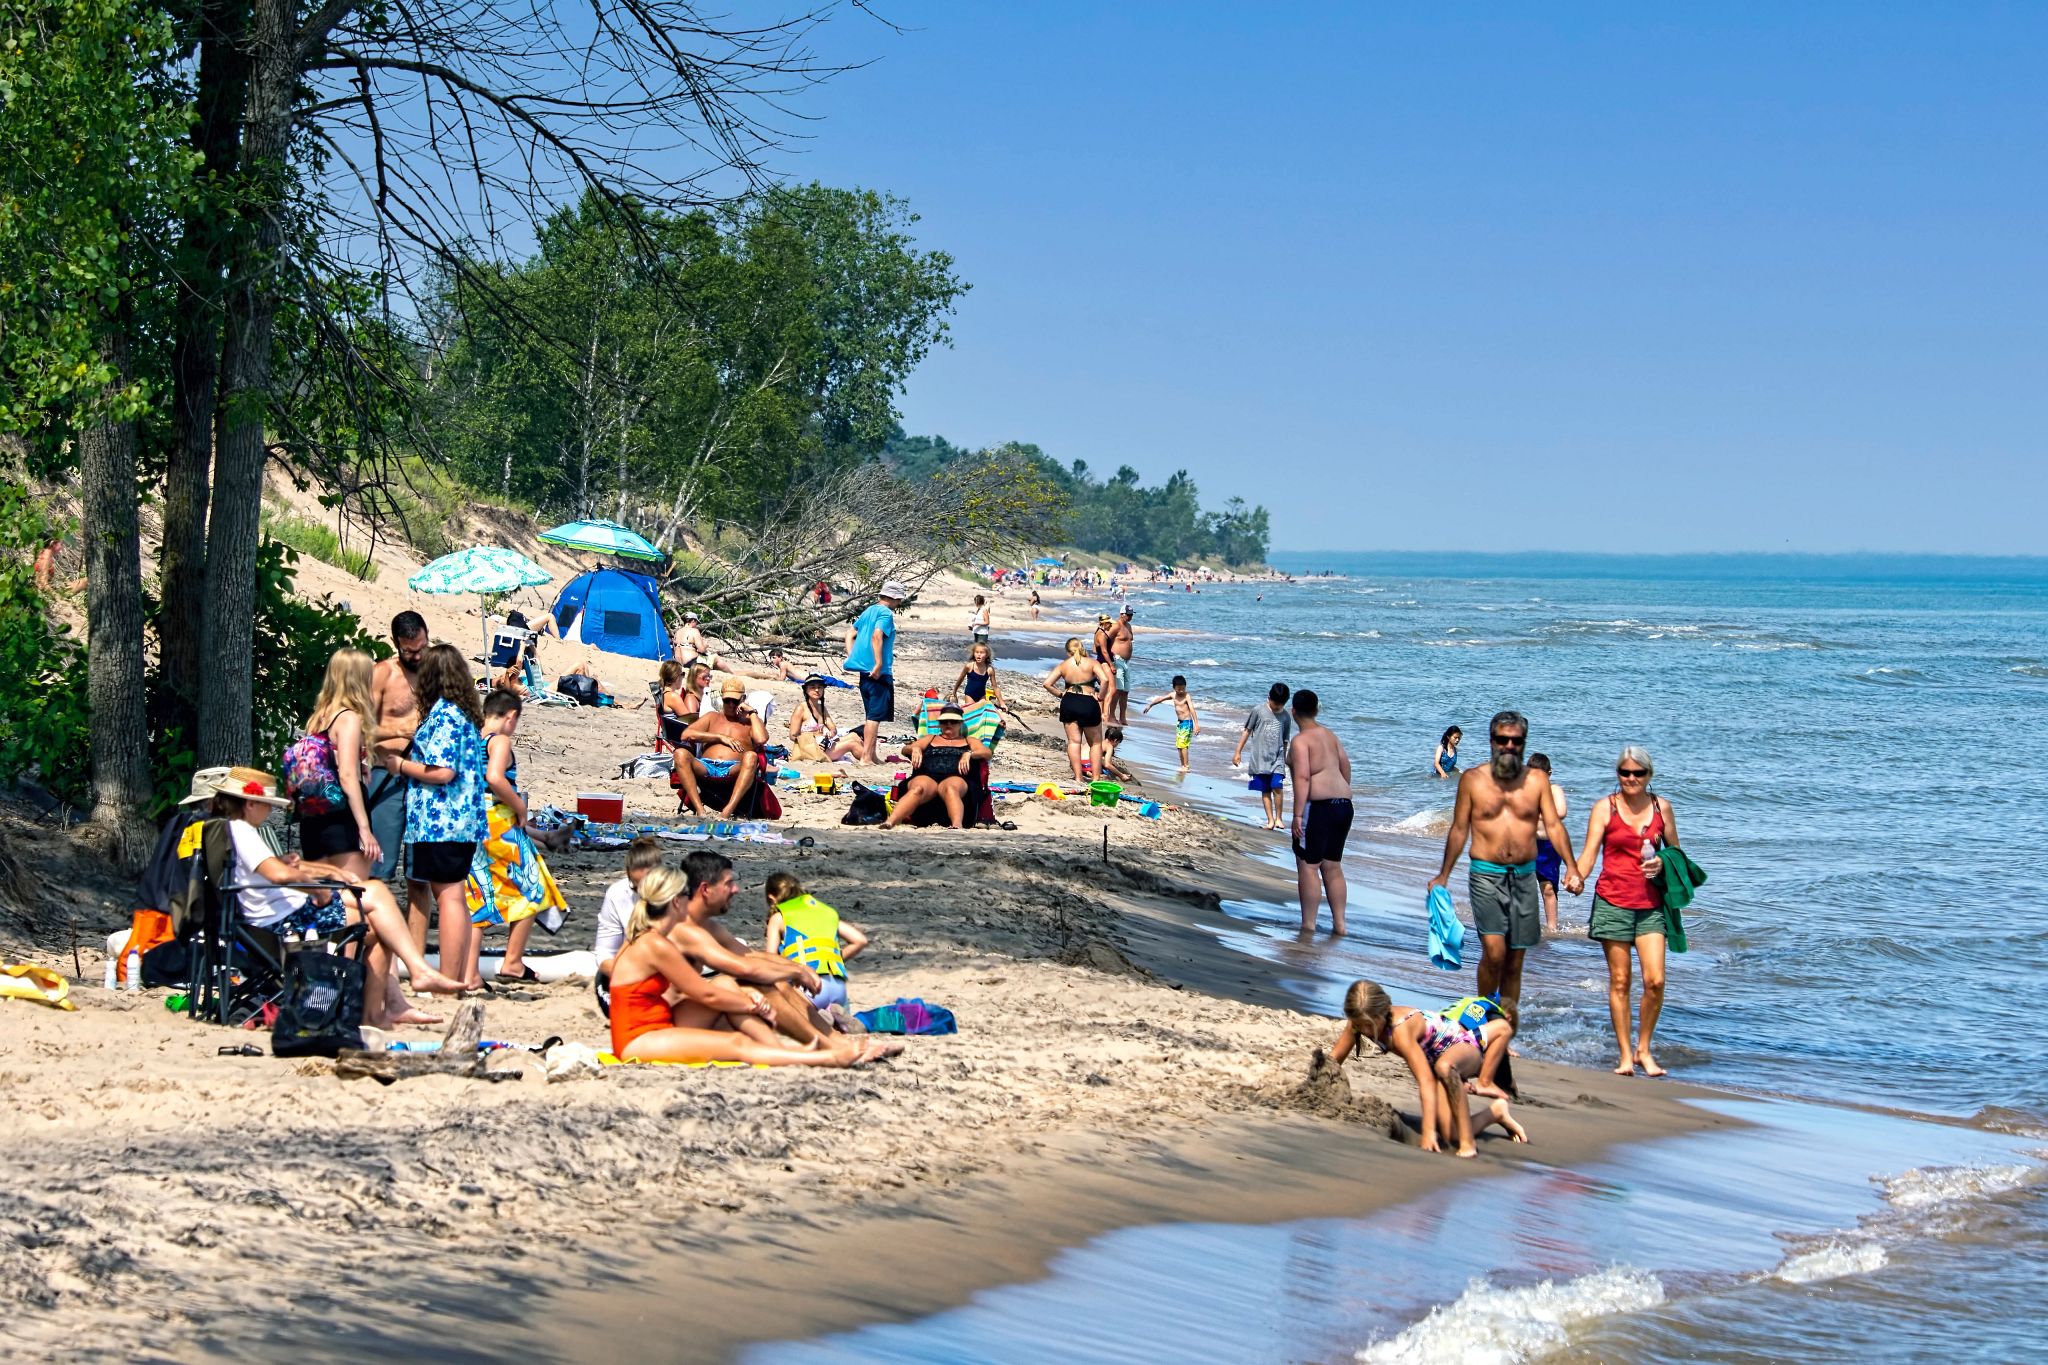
[179,765,291,807]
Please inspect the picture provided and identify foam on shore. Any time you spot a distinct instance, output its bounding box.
[1356,1267,1664,1364]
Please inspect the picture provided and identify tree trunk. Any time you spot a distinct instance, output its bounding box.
[197,0,294,767]
[159,0,252,713]
[79,332,155,868]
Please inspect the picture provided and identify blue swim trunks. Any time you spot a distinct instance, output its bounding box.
[1247,772,1283,793]
[701,758,738,780]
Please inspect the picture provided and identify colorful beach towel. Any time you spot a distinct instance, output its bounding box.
[854,997,957,1035]
[467,801,569,930]
[1427,885,1464,971]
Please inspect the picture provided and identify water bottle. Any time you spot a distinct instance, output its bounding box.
[1640,832,1660,876]
[102,957,117,990]
[124,949,142,991]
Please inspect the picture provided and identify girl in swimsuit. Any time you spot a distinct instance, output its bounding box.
[656,660,689,749]
[1041,637,1110,785]
[608,868,895,1066]
[1433,726,1462,778]
[951,641,1000,708]
[1324,980,1527,1158]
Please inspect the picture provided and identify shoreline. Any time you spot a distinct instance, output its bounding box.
[0,571,1925,1361]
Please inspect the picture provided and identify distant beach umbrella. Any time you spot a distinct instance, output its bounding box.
[537,518,665,564]
[1032,556,1064,567]
[408,546,553,596]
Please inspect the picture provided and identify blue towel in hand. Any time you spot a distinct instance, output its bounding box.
[1427,885,1464,971]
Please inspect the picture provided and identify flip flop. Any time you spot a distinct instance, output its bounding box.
[495,966,540,984]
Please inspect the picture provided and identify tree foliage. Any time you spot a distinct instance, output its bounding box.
[884,431,1272,567]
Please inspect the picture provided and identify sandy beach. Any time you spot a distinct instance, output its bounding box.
[0,537,1730,1361]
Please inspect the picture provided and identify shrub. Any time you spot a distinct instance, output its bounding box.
[260,510,379,580]
[0,482,92,805]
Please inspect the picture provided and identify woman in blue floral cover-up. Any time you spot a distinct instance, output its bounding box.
[380,643,490,992]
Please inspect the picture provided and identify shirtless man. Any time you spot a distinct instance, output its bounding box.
[674,677,766,816]
[1286,689,1354,936]
[665,851,881,1061]
[1429,710,1582,1033]
[1109,606,1136,725]
[369,612,433,937]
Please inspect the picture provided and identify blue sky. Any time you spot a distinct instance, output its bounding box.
[785,4,2045,554]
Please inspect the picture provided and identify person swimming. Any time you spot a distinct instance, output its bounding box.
[1433,726,1462,778]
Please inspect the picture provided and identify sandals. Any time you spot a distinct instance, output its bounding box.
[495,965,540,984]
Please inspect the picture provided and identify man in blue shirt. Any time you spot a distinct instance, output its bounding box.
[840,581,906,762]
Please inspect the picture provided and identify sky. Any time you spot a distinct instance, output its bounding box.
[775,3,2045,554]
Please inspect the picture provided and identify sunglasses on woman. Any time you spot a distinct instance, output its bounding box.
[1617,767,1649,778]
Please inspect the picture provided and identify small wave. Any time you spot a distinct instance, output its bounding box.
[1187,658,1220,667]
[1880,1162,2035,1211]
[1381,807,1453,837]
[1357,630,1381,639]
[1774,1240,1887,1284]
[1856,666,1928,684]
[2011,664,2048,680]
[1967,1105,2048,1137]
[1356,1267,1664,1365]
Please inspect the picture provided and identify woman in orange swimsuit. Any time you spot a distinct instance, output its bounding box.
[608,868,893,1067]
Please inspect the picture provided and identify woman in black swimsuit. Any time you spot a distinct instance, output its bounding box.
[883,704,990,829]
[1042,637,1111,785]
[656,660,689,749]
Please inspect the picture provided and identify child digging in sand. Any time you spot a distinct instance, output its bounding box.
[762,871,868,1022]
[1141,675,1200,773]
[1327,980,1528,1158]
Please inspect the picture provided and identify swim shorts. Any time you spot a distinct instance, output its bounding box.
[1292,797,1353,864]
[272,898,350,937]
[805,975,849,1014]
[1590,895,1670,943]
[1535,837,1562,886]
[1175,719,1194,750]
[700,758,738,780]
[409,839,477,886]
[1247,771,1283,793]
[858,672,895,724]
[1470,867,1543,950]
[1113,657,1130,692]
[1059,692,1103,730]
[365,765,412,883]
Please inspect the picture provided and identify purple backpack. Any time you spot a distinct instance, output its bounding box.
[281,730,348,818]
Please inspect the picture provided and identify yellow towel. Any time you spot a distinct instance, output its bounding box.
[596,1053,764,1069]
[1,963,75,1012]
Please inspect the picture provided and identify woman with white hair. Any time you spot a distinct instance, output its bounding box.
[1570,745,1682,1077]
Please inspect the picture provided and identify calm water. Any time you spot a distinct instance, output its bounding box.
[773,553,2048,1362]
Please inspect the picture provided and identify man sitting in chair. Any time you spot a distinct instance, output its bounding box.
[675,676,767,817]
[883,703,991,830]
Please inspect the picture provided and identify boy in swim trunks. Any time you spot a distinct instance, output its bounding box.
[1528,753,1569,932]
[1141,675,1200,773]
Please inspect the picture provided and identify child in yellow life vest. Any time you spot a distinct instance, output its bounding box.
[763,872,869,1015]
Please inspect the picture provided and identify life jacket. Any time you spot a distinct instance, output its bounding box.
[1443,994,1509,1034]
[775,894,846,978]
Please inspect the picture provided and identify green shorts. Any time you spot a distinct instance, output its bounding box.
[1590,895,1669,943]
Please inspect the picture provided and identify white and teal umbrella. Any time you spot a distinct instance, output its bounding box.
[408,547,552,661]
[538,518,665,564]
[408,546,552,596]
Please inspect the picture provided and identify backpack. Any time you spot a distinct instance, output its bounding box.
[271,947,365,1058]
[281,729,347,817]
[841,781,889,826]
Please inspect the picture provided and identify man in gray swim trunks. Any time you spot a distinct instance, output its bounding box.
[1428,710,1581,1029]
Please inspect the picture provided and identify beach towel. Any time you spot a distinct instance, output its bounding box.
[854,997,956,1035]
[466,801,570,931]
[0,963,75,1011]
[1427,885,1464,971]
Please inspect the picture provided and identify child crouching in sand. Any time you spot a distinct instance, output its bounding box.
[763,871,867,1022]
[1328,980,1528,1158]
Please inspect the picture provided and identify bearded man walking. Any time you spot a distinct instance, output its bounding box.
[1428,710,1582,1021]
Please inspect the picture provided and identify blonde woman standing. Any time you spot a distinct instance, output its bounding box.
[293,647,381,876]
[1041,637,1111,784]
[1571,746,1683,1077]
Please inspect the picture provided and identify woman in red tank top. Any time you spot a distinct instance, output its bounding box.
[1570,745,1683,1078]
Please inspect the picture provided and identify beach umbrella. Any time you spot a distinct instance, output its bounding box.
[1032,556,1063,567]
[537,518,665,564]
[408,547,552,659]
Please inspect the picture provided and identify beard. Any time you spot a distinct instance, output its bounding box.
[1491,748,1525,782]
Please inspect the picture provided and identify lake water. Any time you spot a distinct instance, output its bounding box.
[770,553,2048,1362]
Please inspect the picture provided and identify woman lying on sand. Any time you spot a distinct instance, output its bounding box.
[1328,980,1528,1158]
[608,868,895,1066]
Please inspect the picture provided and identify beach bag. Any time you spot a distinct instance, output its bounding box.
[792,732,829,763]
[557,673,600,707]
[270,947,365,1058]
[280,730,347,817]
[619,752,673,780]
[840,781,889,826]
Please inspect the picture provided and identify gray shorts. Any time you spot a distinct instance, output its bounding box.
[365,766,416,884]
[1470,868,1543,951]
[1112,657,1130,691]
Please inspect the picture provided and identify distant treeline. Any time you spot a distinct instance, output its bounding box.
[885,431,1270,567]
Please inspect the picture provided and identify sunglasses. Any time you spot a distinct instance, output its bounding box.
[1617,767,1649,778]
[1490,735,1525,747]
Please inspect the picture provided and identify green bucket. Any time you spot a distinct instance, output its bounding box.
[1088,781,1122,807]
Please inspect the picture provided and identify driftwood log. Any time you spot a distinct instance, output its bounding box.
[334,1001,515,1084]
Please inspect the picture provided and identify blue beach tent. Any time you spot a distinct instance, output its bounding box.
[552,568,671,661]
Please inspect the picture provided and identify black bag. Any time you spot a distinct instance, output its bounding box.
[557,673,600,706]
[271,947,366,1058]
[841,780,889,826]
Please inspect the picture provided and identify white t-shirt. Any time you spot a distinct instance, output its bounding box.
[594,877,636,961]
[228,819,307,927]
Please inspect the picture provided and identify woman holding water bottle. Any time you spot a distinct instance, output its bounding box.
[1571,746,1682,1078]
